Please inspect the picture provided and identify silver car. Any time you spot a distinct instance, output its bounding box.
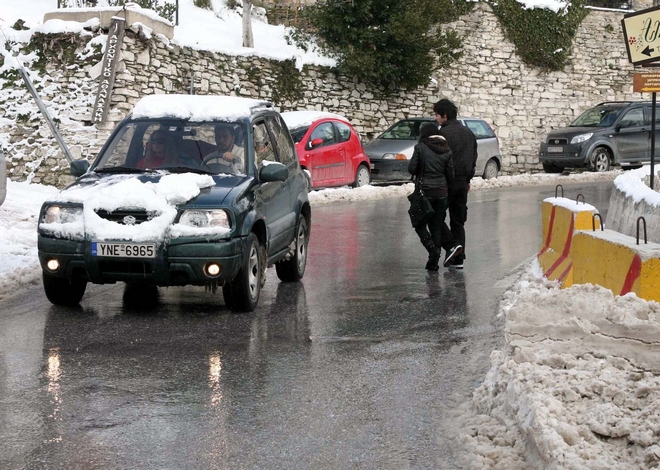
[0,149,6,207]
[364,117,502,182]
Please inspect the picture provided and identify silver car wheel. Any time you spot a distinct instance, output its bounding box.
[248,244,259,300]
[483,159,498,179]
[354,165,370,187]
[590,148,611,172]
[296,223,307,271]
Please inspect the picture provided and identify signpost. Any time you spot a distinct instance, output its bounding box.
[92,17,125,125]
[623,6,660,189]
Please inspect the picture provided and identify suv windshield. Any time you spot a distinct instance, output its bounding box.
[570,106,625,127]
[378,120,431,140]
[94,120,248,175]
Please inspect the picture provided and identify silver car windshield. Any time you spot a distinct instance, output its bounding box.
[93,120,247,175]
[378,120,431,140]
[569,107,623,128]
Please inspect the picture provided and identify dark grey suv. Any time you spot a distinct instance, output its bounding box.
[539,101,657,173]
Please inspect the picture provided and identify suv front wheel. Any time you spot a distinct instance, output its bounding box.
[223,232,262,312]
[588,147,611,172]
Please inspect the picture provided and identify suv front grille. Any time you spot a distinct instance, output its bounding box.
[95,209,154,225]
[547,138,568,145]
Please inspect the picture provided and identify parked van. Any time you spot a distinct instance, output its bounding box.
[539,101,659,173]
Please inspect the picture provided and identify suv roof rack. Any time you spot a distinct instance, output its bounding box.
[596,101,634,106]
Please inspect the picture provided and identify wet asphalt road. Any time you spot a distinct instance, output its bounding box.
[0,181,613,469]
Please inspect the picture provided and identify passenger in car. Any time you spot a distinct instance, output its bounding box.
[203,124,245,174]
[138,130,180,169]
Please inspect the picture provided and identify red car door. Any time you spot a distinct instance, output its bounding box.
[308,121,342,185]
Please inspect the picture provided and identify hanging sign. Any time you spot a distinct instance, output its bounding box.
[622,5,660,65]
[92,17,126,124]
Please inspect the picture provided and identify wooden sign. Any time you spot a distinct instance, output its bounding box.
[633,72,660,92]
[92,17,126,124]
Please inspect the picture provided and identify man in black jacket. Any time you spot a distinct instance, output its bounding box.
[433,99,478,269]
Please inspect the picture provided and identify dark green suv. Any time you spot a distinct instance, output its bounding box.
[37,95,311,312]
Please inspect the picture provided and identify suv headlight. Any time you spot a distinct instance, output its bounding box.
[570,133,593,144]
[179,209,230,229]
[41,205,84,225]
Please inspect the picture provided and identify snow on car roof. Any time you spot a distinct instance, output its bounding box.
[131,94,272,122]
[281,110,350,130]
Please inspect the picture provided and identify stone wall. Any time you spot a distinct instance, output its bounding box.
[0,4,642,187]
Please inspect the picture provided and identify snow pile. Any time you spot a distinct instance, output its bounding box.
[455,262,660,469]
[308,170,621,206]
[614,166,660,207]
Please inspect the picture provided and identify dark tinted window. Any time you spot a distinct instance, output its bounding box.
[266,115,296,165]
[253,121,275,168]
[289,126,309,144]
[464,120,495,139]
[619,108,645,128]
[335,121,352,143]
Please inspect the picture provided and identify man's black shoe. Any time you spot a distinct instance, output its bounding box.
[443,245,463,268]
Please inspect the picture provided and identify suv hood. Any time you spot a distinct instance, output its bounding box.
[42,172,245,242]
[363,139,415,160]
[546,127,604,140]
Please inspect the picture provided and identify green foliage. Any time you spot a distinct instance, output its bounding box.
[272,59,304,104]
[487,0,588,71]
[290,0,472,93]
[107,0,177,23]
[193,0,212,9]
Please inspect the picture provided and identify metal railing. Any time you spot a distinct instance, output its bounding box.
[584,0,632,10]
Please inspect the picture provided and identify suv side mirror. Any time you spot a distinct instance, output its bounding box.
[614,125,621,133]
[259,162,288,182]
[70,159,90,177]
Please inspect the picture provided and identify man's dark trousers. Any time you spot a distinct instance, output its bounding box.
[447,180,468,262]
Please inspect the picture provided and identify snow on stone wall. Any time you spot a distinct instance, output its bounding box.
[0,4,640,186]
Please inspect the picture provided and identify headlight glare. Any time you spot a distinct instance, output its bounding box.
[43,205,84,224]
[180,209,230,229]
[570,133,593,144]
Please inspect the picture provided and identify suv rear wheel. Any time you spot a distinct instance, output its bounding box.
[542,163,564,174]
[588,147,611,172]
[276,217,308,282]
[223,232,262,312]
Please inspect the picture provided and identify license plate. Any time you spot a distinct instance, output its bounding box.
[547,146,563,153]
[92,242,156,258]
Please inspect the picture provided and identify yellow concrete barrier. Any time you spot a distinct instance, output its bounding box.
[573,230,660,303]
[538,198,600,287]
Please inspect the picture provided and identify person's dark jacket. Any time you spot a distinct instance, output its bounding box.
[408,136,454,198]
[438,120,478,183]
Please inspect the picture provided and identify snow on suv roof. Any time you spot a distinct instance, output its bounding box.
[281,110,349,130]
[131,94,272,121]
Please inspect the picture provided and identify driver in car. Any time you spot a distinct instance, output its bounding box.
[203,124,245,174]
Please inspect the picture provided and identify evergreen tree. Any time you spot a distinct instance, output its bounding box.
[290,0,470,92]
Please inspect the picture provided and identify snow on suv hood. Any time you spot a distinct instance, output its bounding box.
[41,173,223,242]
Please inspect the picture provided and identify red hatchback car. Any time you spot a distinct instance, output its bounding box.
[281,111,371,189]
